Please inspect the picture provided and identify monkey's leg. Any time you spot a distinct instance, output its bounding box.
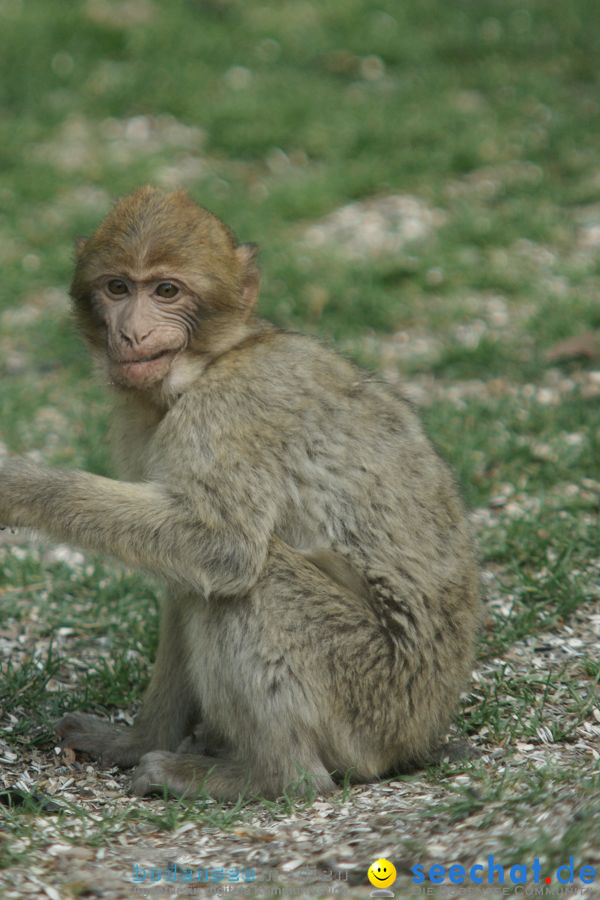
[129,543,376,801]
[56,595,199,768]
[131,750,334,802]
[130,664,335,799]
[129,538,472,801]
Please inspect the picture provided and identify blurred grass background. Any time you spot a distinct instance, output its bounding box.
[0,0,599,872]
[1,1,600,481]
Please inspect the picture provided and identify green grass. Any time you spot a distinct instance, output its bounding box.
[1,0,599,887]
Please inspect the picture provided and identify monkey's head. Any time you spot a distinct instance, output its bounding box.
[70,186,260,390]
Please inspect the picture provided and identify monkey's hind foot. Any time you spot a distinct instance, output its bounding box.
[131,751,249,801]
[56,712,148,768]
[131,751,335,802]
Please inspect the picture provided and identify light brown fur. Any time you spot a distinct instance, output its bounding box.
[0,187,479,800]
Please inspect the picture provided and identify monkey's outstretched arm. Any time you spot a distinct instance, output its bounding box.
[0,458,274,596]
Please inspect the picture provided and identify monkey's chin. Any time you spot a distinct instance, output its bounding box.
[111,353,177,389]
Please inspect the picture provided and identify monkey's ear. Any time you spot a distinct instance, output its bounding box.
[74,236,88,258]
[236,242,260,308]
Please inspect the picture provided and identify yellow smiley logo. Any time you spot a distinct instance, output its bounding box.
[367,858,397,888]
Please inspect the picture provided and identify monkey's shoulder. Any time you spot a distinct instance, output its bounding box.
[160,328,428,469]
[203,327,411,410]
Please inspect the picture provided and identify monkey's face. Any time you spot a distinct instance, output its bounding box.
[70,188,261,391]
[93,274,192,389]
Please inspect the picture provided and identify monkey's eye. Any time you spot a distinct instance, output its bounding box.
[155,282,179,299]
[107,278,129,296]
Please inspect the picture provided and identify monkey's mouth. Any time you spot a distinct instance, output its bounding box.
[112,348,180,386]
[118,348,175,365]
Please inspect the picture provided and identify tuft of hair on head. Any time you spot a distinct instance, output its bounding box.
[69,187,261,342]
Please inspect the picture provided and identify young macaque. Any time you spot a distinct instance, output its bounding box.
[0,187,479,799]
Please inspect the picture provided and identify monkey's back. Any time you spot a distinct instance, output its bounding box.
[194,327,475,580]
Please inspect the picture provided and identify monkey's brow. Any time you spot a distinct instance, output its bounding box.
[99,270,182,284]
[134,270,182,283]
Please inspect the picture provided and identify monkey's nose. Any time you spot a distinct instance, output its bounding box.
[119,327,155,347]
